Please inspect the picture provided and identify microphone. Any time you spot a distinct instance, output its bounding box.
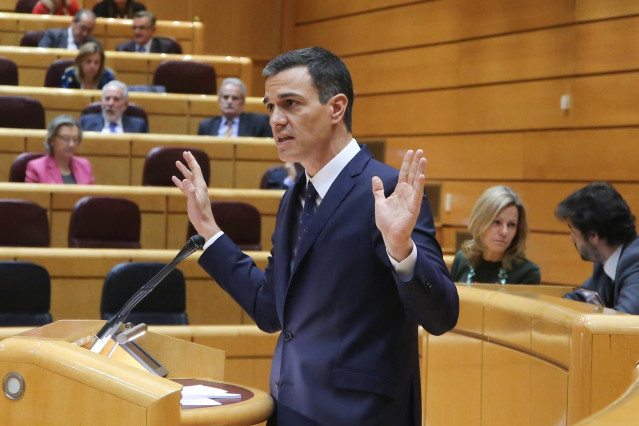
[89,234,205,353]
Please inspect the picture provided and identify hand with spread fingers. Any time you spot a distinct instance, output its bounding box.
[372,149,427,262]
[172,151,221,241]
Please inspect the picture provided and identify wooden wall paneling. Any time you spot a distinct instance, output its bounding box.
[293,2,460,56]
[571,73,639,127]
[353,78,573,137]
[0,0,13,12]
[527,232,592,286]
[294,0,426,24]
[344,44,461,95]
[574,17,639,75]
[531,359,569,425]
[0,130,28,182]
[574,0,639,22]
[458,25,575,85]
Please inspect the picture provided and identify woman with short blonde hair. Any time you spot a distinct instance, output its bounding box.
[450,185,540,284]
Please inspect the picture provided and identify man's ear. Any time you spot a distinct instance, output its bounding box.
[587,232,600,244]
[329,94,348,124]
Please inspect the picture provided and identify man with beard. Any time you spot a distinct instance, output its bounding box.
[80,80,149,133]
[557,182,639,313]
[198,78,272,138]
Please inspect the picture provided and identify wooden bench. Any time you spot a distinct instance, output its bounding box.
[0,128,280,188]
[0,45,253,93]
[0,85,266,134]
[0,182,282,250]
[0,12,204,54]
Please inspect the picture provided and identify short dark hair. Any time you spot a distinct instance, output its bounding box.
[263,47,354,132]
[556,182,637,246]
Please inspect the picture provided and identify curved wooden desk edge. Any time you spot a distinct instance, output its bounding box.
[577,364,639,425]
[180,382,273,426]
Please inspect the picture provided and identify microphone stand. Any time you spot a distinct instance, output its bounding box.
[89,235,205,354]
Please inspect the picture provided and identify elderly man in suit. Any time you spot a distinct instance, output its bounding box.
[38,9,100,49]
[559,182,639,313]
[115,11,180,54]
[198,77,272,138]
[80,80,148,133]
[173,47,459,425]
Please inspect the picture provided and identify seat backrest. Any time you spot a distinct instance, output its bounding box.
[14,0,38,13]
[44,59,74,87]
[0,261,53,326]
[142,146,210,187]
[20,30,45,47]
[187,201,261,250]
[68,196,141,248]
[152,60,216,94]
[81,101,149,126]
[155,36,183,54]
[101,262,188,325]
[0,96,45,129]
[9,152,46,182]
[0,199,50,247]
[0,57,18,85]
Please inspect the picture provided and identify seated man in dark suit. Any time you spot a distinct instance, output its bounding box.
[198,77,272,138]
[38,9,100,50]
[558,182,639,313]
[80,80,149,133]
[115,11,180,54]
[262,162,303,190]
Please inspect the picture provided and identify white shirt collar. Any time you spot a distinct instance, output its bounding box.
[101,115,124,133]
[67,27,78,50]
[305,138,360,201]
[603,245,623,281]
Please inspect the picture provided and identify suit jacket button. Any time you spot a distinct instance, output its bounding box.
[283,331,293,341]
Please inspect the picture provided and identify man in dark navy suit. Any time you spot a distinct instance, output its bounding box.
[198,77,272,138]
[80,80,149,133]
[38,9,100,50]
[174,47,458,425]
[115,11,180,54]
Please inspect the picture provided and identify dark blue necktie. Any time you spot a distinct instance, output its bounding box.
[109,122,117,133]
[296,181,318,248]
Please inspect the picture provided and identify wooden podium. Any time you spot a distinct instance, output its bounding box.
[0,320,273,425]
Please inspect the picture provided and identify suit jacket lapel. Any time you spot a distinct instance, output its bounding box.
[237,113,247,136]
[212,117,222,135]
[44,155,63,183]
[289,147,372,279]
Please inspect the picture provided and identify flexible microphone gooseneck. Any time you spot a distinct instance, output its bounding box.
[89,235,205,353]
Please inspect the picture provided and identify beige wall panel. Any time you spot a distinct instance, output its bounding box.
[294,2,460,56]
[51,277,103,320]
[295,0,425,23]
[167,213,190,249]
[575,17,639,74]
[353,79,572,136]
[423,332,482,426]
[345,44,461,95]
[527,232,592,285]
[140,212,166,249]
[88,156,130,186]
[482,343,532,426]
[531,360,569,425]
[50,210,70,247]
[211,160,234,188]
[294,0,573,56]
[459,26,575,85]
[234,160,283,189]
[571,73,639,127]
[575,0,639,21]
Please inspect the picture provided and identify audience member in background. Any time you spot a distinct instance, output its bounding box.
[80,80,149,133]
[263,162,303,189]
[32,0,79,15]
[198,77,272,137]
[450,185,541,284]
[92,0,145,18]
[61,42,114,89]
[558,182,639,313]
[115,11,179,53]
[38,9,99,50]
[26,115,94,185]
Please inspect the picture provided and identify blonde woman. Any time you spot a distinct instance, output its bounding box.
[450,186,540,284]
[61,42,115,90]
